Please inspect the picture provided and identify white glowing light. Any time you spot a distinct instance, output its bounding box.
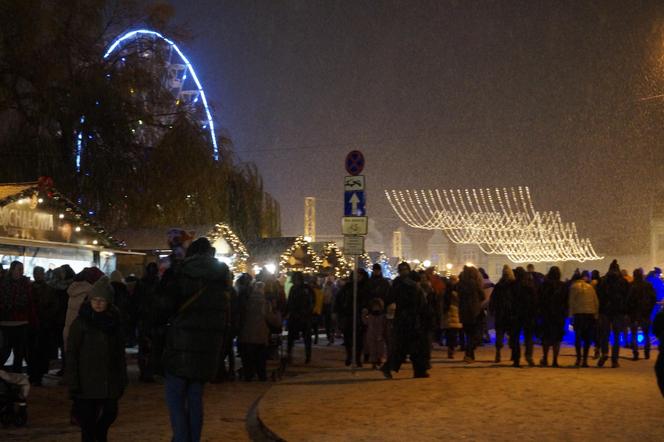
[75,226,81,232]
[59,214,65,219]
[103,29,219,160]
[385,187,603,263]
[265,263,277,274]
[446,263,453,270]
[423,260,432,268]
[303,236,312,242]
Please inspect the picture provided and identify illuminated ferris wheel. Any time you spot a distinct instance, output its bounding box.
[76,29,219,172]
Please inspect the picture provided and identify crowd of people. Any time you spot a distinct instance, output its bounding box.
[2,246,664,440]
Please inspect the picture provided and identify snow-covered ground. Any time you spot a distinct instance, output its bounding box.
[258,344,664,441]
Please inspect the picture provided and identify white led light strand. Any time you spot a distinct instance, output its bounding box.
[385,187,603,263]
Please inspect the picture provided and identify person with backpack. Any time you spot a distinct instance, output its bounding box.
[160,238,230,442]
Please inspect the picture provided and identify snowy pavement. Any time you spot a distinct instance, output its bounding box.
[258,344,664,442]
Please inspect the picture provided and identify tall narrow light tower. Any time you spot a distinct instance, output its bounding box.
[392,230,402,260]
[304,197,316,242]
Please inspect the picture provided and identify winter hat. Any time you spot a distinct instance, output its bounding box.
[89,276,114,304]
[110,270,124,284]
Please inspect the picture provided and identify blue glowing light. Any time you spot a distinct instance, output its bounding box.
[103,29,219,161]
[76,116,86,173]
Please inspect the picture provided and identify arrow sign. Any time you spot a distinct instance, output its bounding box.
[344,191,366,216]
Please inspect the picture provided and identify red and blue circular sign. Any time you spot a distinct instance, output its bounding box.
[345,150,365,176]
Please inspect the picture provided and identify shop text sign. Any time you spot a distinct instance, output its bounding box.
[0,206,54,232]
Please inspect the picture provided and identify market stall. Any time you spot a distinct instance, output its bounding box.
[0,179,140,275]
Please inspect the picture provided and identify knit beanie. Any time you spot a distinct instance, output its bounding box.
[89,276,114,304]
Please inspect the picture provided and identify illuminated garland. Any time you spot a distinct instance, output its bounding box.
[279,236,321,274]
[206,223,249,273]
[320,242,352,277]
[385,187,603,263]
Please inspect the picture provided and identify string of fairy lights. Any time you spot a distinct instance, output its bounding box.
[385,186,603,263]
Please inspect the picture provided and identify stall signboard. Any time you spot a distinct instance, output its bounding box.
[0,198,111,247]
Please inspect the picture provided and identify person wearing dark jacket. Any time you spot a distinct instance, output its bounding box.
[335,268,371,367]
[539,266,568,367]
[653,308,664,397]
[160,238,229,442]
[457,266,486,363]
[627,268,657,360]
[369,263,391,306]
[381,264,432,378]
[67,276,127,442]
[510,267,538,367]
[0,261,37,373]
[286,272,315,364]
[134,263,160,382]
[28,266,59,385]
[489,265,515,363]
[596,260,630,368]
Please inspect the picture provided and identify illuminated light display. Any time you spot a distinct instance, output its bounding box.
[320,241,352,277]
[206,223,249,273]
[103,29,218,160]
[76,29,219,171]
[385,186,603,263]
[279,236,321,274]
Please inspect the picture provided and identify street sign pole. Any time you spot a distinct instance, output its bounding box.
[344,149,366,375]
[352,255,358,374]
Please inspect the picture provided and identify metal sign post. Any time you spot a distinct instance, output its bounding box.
[343,150,367,374]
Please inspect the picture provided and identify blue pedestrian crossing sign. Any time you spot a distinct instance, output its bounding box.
[344,191,366,216]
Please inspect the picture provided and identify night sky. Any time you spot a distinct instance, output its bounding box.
[161,0,664,257]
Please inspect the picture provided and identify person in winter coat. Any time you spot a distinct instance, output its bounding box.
[457,266,486,362]
[28,266,59,385]
[363,298,387,368]
[134,263,160,382]
[110,271,133,347]
[596,260,630,368]
[539,266,568,367]
[160,238,229,442]
[510,267,538,367]
[646,268,664,308]
[286,272,315,364]
[381,264,432,378]
[653,307,664,397]
[489,265,515,363]
[441,280,463,359]
[238,282,281,381]
[627,268,657,360]
[569,271,599,367]
[369,263,391,306]
[51,265,74,376]
[479,268,494,344]
[67,276,127,442]
[310,278,324,345]
[0,261,37,373]
[336,269,371,366]
[322,278,336,345]
[64,268,102,352]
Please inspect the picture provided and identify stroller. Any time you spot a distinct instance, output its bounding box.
[0,369,29,427]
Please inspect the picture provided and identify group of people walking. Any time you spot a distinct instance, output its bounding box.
[3,248,664,441]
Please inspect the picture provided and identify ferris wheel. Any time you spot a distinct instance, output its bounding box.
[76,29,219,172]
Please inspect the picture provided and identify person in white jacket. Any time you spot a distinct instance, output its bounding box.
[569,271,599,367]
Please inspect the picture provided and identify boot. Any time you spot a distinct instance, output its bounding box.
[581,357,589,368]
[645,348,651,360]
[526,358,536,367]
[611,359,620,368]
[448,348,455,359]
[597,355,608,367]
[540,356,548,367]
[575,356,581,367]
[633,351,639,361]
[495,348,501,363]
